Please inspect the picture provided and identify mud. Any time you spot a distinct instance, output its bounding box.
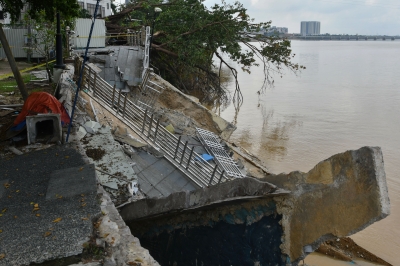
[85,147,106,161]
[317,237,392,265]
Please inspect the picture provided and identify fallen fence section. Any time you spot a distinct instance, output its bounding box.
[196,128,245,178]
[76,61,234,188]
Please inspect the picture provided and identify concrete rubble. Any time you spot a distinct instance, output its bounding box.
[96,186,160,266]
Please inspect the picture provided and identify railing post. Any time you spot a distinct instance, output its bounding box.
[174,136,181,160]
[186,146,194,170]
[147,113,154,138]
[141,109,148,133]
[122,93,127,117]
[117,88,122,114]
[93,71,97,96]
[88,68,92,90]
[180,141,188,165]
[218,170,225,184]
[111,84,116,108]
[208,165,218,186]
[153,118,160,143]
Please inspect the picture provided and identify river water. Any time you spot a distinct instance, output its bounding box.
[219,40,400,265]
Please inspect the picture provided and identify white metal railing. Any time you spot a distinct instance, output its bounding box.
[142,26,151,79]
[196,128,245,179]
[76,61,233,188]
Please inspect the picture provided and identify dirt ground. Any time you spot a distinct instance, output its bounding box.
[0,60,33,75]
[316,237,392,265]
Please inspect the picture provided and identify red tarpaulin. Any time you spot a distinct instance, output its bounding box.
[14,92,70,126]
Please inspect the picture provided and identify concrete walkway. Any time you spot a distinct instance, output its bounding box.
[0,145,100,266]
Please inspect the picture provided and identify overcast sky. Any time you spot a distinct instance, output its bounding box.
[203,0,400,35]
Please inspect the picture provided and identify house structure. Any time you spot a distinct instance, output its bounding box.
[78,0,112,18]
[0,0,112,59]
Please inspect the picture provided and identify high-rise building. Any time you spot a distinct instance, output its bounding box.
[300,21,321,36]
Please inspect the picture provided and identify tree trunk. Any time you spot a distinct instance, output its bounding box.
[0,23,29,101]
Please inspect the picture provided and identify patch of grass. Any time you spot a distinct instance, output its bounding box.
[0,74,34,92]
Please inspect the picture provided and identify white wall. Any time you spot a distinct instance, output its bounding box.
[73,18,106,49]
[0,29,44,58]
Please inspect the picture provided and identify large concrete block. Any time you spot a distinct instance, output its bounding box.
[120,146,390,265]
[26,114,62,144]
[266,146,390,264]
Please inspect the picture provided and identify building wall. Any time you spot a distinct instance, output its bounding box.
[300,21,321,36]
[73,18,106,48]
[0,29,44,58]
[78,0,112,18]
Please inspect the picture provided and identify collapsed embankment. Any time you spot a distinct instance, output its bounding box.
[0,60,392,266]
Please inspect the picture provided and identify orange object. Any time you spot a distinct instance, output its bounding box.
[14,92,70,126]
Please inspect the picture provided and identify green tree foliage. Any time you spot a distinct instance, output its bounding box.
[79,9,92,19]
[109,0,305,106]
[0,0,79,22]
[0,0,79,100]
[23,11,57,82]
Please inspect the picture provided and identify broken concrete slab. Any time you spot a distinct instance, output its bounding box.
[83,120,102,134]
[97,186,160,266]
[268,146,390,264]
[80,125,139,203]
[113,133,147,148]
[120,146,390,266]
[0,145,101,266]
[46,164,97,200]
[120,177,284,221]
[77,126,87,140]
[131,150,196,199]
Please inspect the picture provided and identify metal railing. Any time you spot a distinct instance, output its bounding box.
[126,30,143,46]
[76,60,233,188]
[196,128,245,179]
[133,68,165,113]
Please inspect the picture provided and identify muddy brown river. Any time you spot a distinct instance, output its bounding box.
[219,41,400,265]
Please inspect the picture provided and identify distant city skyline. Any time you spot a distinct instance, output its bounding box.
[203,0,400,35]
